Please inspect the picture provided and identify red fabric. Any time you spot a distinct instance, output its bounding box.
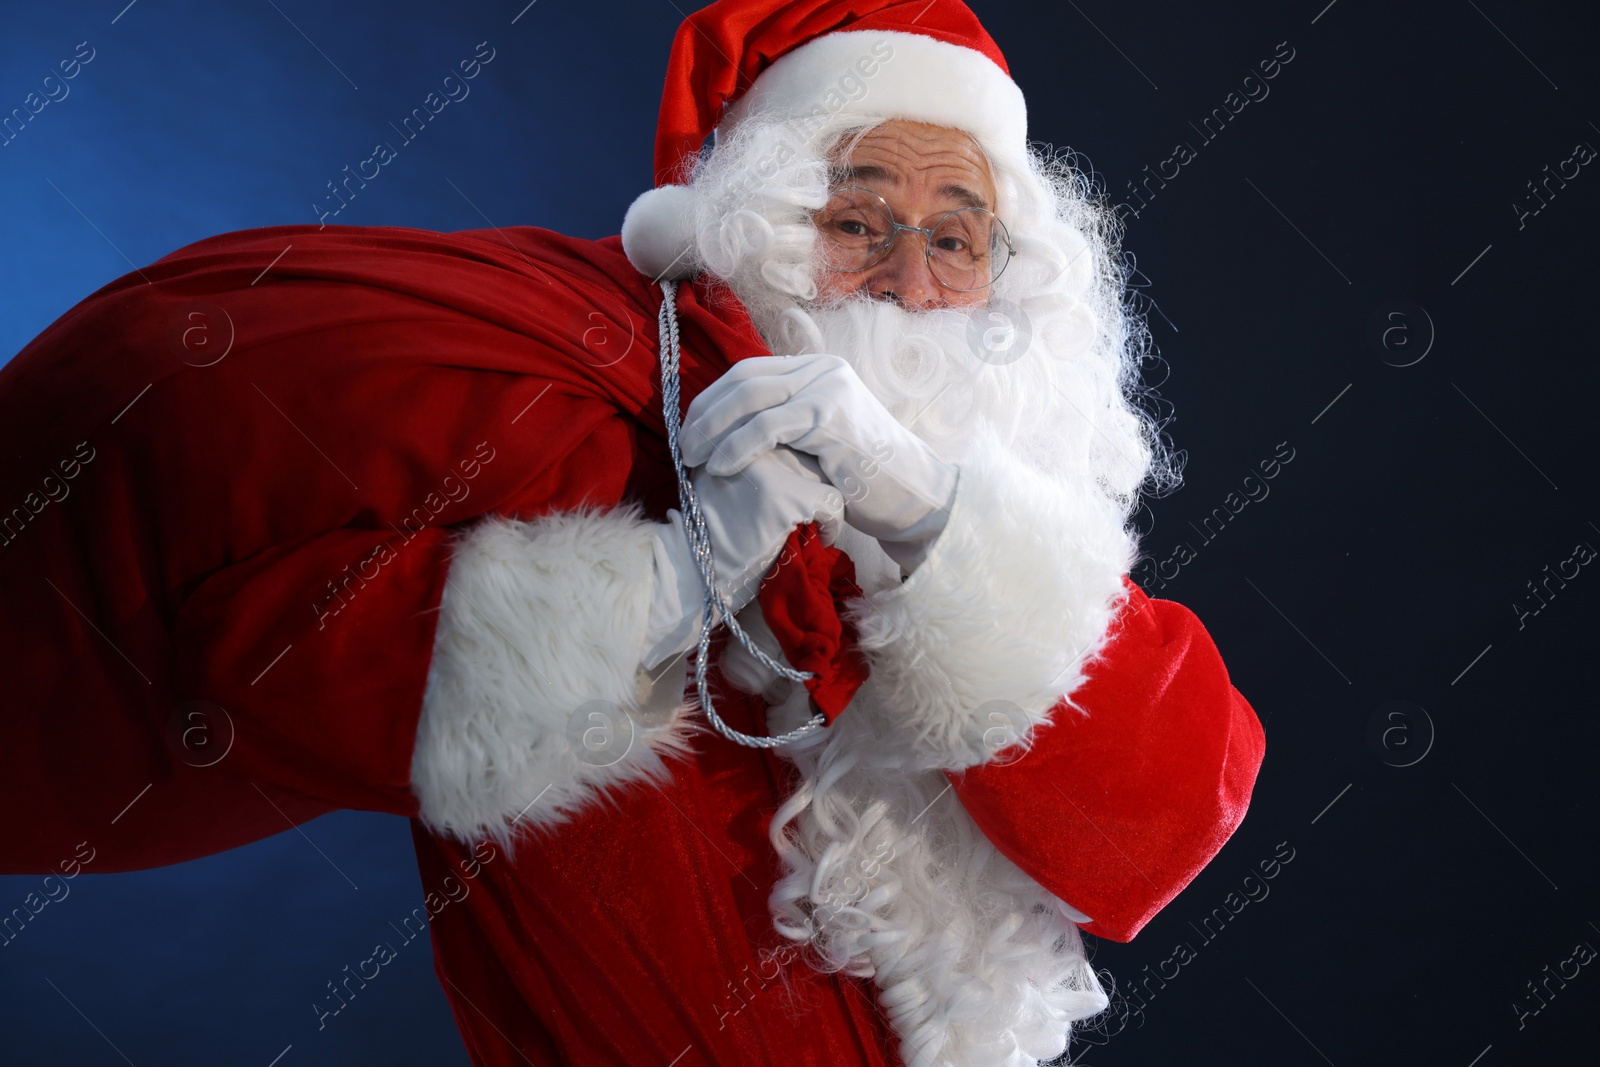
[0,222,903,1063]
[411,682,906,1066]
[0,222,763,872]
[947,579,1267,944]
[758,522,869,722]
[0,220,1262,1062]
[655,0,1009,183]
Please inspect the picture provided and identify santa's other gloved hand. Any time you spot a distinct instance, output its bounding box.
[680,354,958,574]
[641,446,844,670]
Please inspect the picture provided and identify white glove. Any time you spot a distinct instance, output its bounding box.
[679,354,959,573]
[641,446,844,670]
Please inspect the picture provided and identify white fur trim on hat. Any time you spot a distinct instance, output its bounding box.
[722,29,1030,174]
[621,184,699,281]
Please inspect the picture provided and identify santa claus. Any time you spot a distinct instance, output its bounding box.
[0,1,1263,1064]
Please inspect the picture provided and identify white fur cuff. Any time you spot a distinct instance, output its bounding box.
[411,508,701,852]
[848,432,1137,770]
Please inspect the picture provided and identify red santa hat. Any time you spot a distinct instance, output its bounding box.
[622,0,1030,280]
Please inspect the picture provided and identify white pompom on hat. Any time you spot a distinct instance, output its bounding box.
[620,184,700,282]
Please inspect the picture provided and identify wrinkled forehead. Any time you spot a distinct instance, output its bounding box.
[829,121,997,213]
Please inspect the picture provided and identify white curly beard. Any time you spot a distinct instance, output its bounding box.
[713,297,1119,1067]
[735,608,1113,1067]
[770,294,1108,485]
[683,114,1167,1066]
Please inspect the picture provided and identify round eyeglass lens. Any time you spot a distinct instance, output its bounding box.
[815,188,895,273]
[926,208,1009,292]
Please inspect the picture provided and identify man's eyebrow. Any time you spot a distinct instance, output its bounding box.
[834,163,898,187]
[831,165,990,212]
[938,184,989,211]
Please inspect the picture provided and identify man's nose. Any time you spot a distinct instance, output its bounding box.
[864,235,944,308]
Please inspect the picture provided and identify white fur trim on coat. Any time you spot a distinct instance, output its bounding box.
[848,431,1137,771]
[411,507,702,854]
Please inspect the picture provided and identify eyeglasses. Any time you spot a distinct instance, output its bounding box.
[812,185,1016,293]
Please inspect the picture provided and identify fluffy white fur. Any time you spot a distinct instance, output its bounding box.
[411,507,704,856]
[848,427,1135,771]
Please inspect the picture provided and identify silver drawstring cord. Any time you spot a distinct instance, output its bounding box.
[656,279,826,748]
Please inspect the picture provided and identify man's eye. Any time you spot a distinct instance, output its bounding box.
[934,236,968,253]
[833,219,870,237]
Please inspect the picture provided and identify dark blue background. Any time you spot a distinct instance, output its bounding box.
[2,1,1596,1064]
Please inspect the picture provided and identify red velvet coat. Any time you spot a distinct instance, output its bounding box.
[0,223,1264,1064]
